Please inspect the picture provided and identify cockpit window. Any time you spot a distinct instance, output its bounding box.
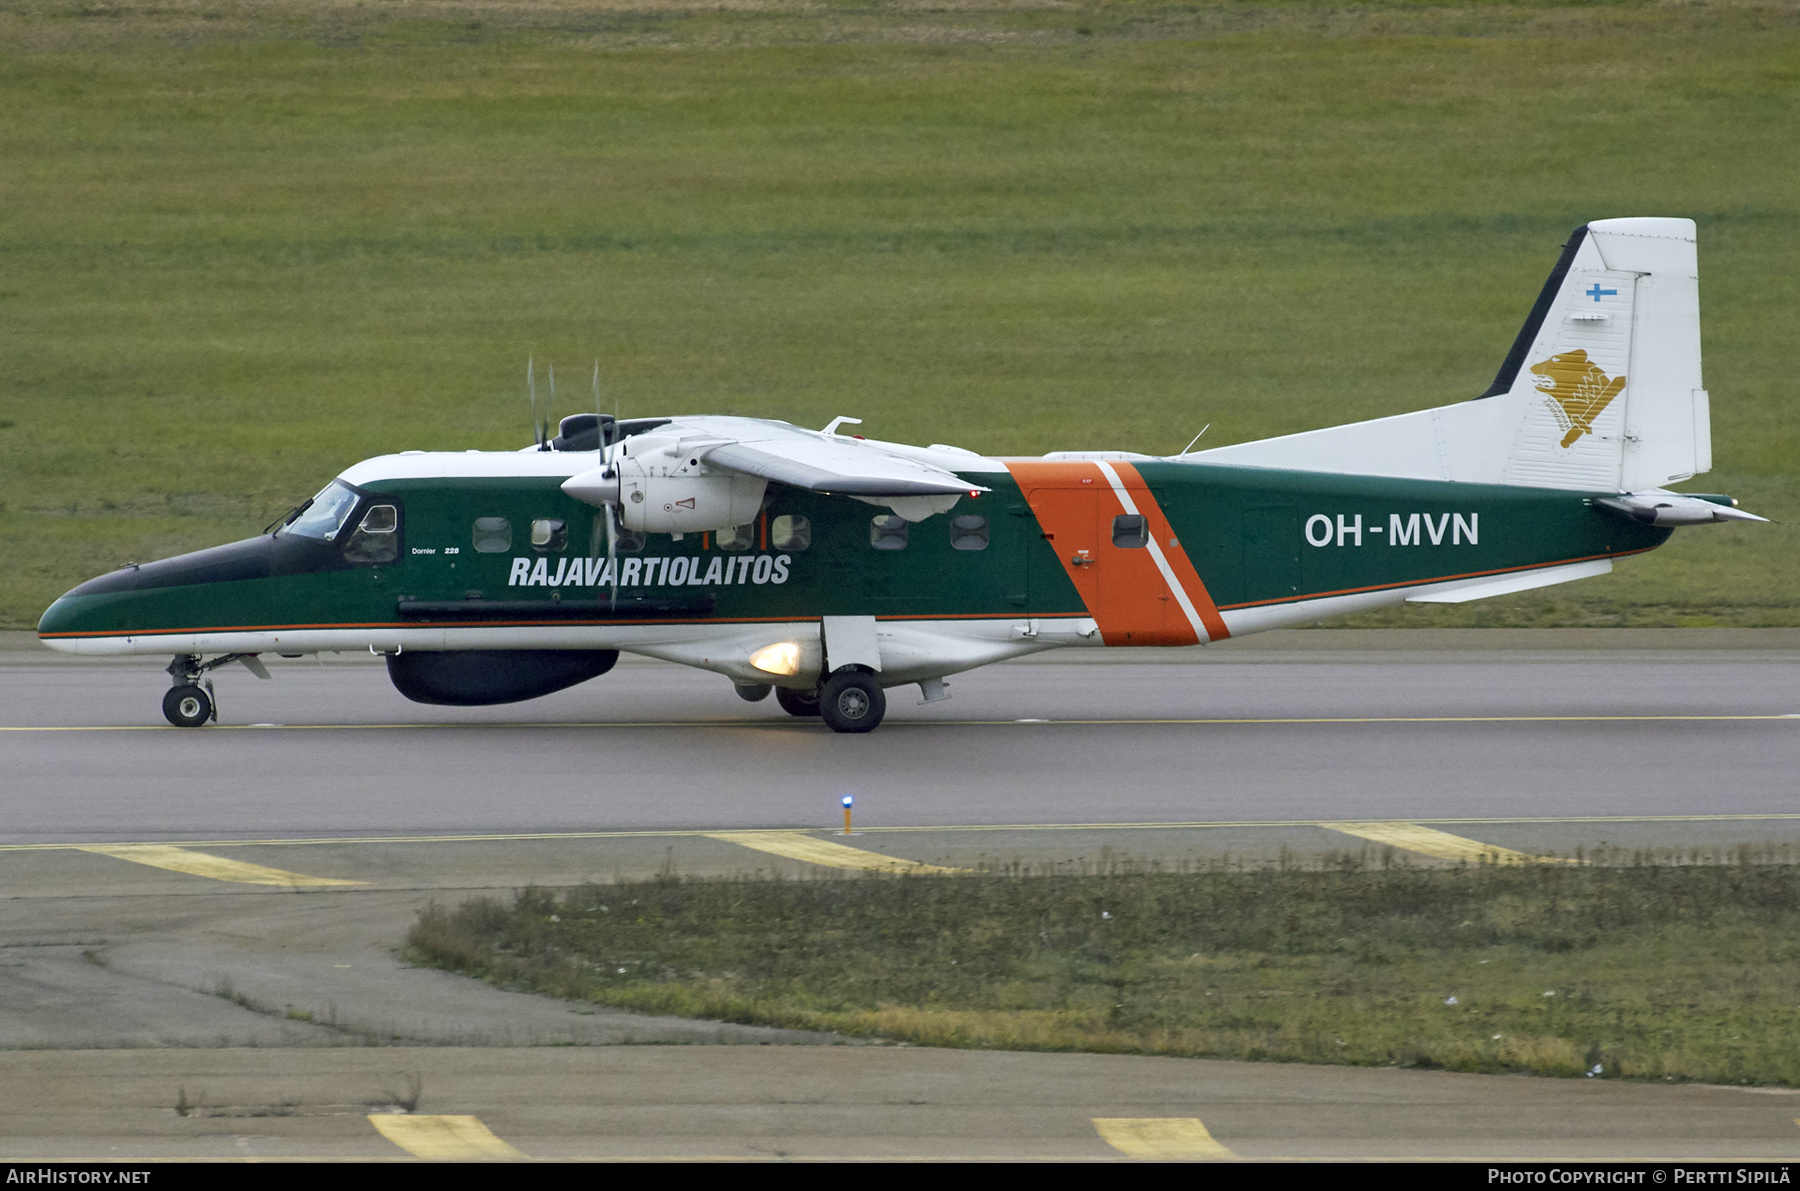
[342,504,400,564]
[279,482,360,542]
[359,504,397,534]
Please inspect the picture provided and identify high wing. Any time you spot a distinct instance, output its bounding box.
[563,415,996,525]
[678,416,990,498]
[704,441,967,497]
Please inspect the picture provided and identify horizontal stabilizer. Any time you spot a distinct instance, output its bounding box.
[1595,492,1767,527]
[1405,559,1613,604]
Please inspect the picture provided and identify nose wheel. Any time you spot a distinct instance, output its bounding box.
[161,652,247,727]
[162,682,215,728]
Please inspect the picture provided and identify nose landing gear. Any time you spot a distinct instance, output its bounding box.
[161,653,258,727]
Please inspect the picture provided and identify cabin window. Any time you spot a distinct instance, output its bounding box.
[615,527,646,553]
[342,504,399,564]
[531,518,568,552]
[951,514,989,551]
[771,515,811,552]
[281,481,360,542]
[472,517,512,553]
[716,523,755,552]
[869,515,909,551]
[1112,514,1149,549]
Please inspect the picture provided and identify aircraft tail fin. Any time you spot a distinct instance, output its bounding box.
[1188,217,1711,493]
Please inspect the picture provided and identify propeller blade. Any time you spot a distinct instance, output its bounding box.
[594,357,617,607]
[528,357,544,450]
[606,504,619,608]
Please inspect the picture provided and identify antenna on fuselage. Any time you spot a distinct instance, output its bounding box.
[1178,424,1211,456]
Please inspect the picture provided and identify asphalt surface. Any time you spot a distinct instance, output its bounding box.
[7,1047,1800,1162]
[2,629,1798,1160]
[4,631,1798,841]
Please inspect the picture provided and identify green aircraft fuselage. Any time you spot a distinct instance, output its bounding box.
[37,459,1667,645]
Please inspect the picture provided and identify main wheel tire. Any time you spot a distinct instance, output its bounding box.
[819,670,885,734]
[162,684,213,728]
[775,686,821,717]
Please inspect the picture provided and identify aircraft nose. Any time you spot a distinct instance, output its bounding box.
[36,591,86,639]
[36,534,290,648]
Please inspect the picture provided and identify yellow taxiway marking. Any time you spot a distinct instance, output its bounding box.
[2,713,1794,732]
[1317,822,1570,865]
[74,844,364,887]
[1092,1118,1235,1159]
[4,813,1799,855]
[369,1114,523,1160]
[705,831,964,874]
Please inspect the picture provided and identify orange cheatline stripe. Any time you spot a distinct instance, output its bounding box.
[1107,461,1230,642]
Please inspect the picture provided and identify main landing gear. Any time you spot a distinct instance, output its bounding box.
[161,653,258,727]
[775,686,821,718]
[774,670,887,733]
[819,670,885,734]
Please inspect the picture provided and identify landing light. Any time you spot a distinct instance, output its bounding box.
[750,642,802,677]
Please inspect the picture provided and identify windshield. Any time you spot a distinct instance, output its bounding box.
[278,481,360,542]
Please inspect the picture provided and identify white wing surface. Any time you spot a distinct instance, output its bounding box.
[680,416,991,498]
[562,416,997,526]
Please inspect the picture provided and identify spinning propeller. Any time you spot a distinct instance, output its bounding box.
[594,359,620,609]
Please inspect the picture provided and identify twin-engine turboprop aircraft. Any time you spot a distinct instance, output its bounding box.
[38,218,1764,732]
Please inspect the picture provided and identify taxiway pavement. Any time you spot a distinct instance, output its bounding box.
[5,629,1798,841]
[2,629,1797,1160]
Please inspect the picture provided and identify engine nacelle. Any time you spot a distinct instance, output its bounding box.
[562,444,767,536]
[621,468,767,536]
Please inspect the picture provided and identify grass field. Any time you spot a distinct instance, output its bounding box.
[3,1,1796,628]
[409,857,1800,1085]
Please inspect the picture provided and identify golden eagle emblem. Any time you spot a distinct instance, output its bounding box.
[1530,349,1626,449]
